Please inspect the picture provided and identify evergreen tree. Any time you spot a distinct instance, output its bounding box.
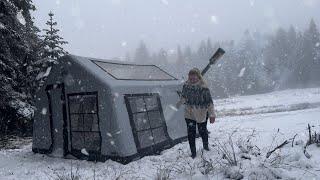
[176,45,184,64]
[294,19,320,84]
[206,38,213,58]
[197,40,207,62]
[42,11,68,61]
[263,27,292,89]
[134,41,150,63]
[0,0,42,134]
[286,25,301,87]
[156,48,168,64]
[302,19,320,83]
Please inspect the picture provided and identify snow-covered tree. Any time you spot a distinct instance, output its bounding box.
[42,11,68,61]
[0,0,42,134]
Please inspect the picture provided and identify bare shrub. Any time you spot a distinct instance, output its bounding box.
[236,130,260,158]
[198,150,218,175]
[213,135,238,167]
[155,165,171,180]
[49,161,81,180]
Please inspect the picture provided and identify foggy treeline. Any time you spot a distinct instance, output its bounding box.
[131,19,320,98]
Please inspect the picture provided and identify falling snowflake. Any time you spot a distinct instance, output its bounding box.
[41,108,47,115]
[249,0,255,6]
[81,148,89,156]
[149,136,154,140]
[121,41,127,47]
[210,15,219,24]
[110,140,115,145]
[0,22,5,29]
[168,49,175,55]
[238,68,246,77]
[316,42,320,47]
[169,104,178,111]
[107,132,112,137]
[161,0,169,5]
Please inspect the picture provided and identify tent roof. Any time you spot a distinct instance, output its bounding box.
[64,55,180,87]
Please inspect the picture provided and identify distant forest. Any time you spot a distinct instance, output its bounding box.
[131,19,320,98]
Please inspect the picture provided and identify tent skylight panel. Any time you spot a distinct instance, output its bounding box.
[92,60,177,81]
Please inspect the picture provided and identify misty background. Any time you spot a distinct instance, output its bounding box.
[33,0,320,59]
[32,0,320,98]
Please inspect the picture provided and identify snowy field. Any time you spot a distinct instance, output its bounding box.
[1,88,320,180]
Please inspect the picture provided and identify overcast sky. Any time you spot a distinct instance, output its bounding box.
[32,0,320,59]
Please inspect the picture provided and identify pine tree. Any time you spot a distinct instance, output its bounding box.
[0,0,42,134]
[157,48,168,64]
[197,40,207,62]
[286,25,301,87]
[134,41,150,63]
[300,19,320,84]
[176,45,184,64]
[206,38,213,57]
[42,11,68,61]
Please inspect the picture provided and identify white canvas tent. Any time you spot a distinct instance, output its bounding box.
[32,55,187,163]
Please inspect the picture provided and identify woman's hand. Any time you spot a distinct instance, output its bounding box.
[209,116,215,124]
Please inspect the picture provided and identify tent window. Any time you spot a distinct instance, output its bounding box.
[68,93,101,153]
[125,94,170,150]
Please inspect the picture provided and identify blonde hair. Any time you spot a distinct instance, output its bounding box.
[188,68,206,85]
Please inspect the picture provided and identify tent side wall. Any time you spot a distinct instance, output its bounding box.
[32,89,52,152]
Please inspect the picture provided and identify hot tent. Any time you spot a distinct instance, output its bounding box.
[32,55,187,163]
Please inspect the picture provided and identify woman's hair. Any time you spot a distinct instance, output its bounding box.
[188,68,206,85]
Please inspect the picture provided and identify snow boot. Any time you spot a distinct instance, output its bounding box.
[203,142,210,151]
[191,147,196,159]
[191,152,196,159]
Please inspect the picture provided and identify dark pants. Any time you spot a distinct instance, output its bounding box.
[185,118,209,155]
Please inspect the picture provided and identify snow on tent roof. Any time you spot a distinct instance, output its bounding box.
[92,60,177,81]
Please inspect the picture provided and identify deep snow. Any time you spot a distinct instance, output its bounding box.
[1,88,320,180]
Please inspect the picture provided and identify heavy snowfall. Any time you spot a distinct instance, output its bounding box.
[1,0,320,179]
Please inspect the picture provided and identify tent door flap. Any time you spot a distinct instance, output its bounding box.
[46,83,68,157]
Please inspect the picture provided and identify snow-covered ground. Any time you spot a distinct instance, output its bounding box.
[215,87,320,117]
[1,88,320,179]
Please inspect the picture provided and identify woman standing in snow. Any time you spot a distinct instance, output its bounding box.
[177,68,216,158]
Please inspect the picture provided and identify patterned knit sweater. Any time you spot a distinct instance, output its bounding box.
[177,81,216,123]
